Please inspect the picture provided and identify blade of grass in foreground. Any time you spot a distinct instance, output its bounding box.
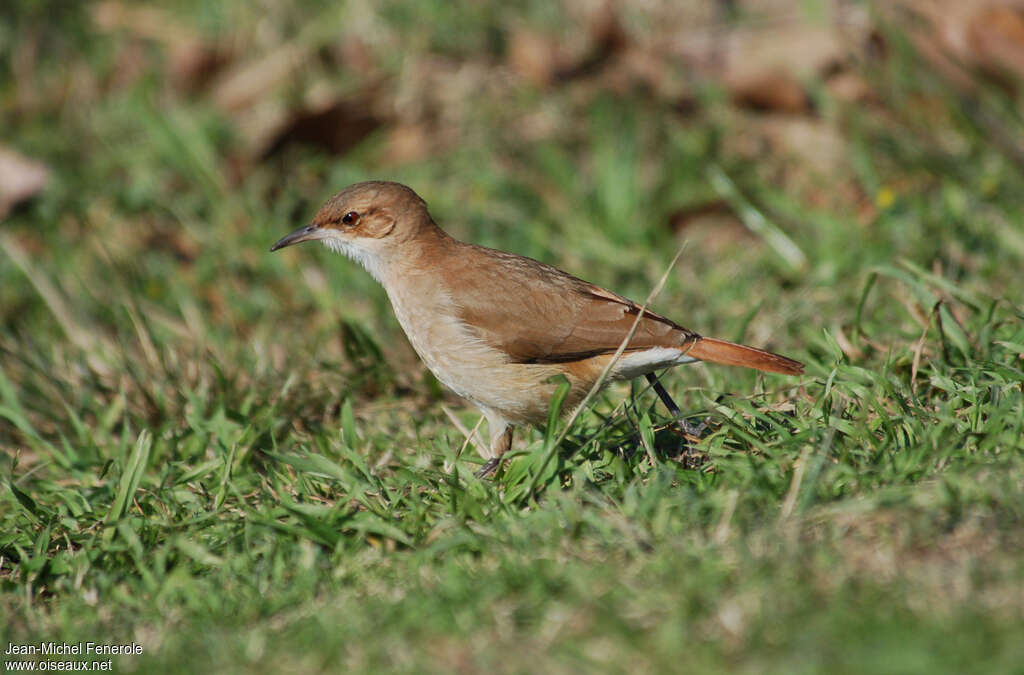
[105,430,152,525]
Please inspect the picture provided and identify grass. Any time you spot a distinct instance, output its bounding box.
[2,1,1024,673]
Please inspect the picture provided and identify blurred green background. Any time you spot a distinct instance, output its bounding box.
[2,1,1023,673]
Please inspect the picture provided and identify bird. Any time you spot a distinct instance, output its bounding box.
[271,181,803,476]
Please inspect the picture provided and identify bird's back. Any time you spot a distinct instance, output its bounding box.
[439,240,700,365]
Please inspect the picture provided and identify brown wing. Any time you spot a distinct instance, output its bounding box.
[444,244,699,364]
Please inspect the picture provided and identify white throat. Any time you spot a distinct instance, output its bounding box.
[322,238,385,283]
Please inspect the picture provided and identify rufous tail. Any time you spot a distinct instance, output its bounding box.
[687,337,803,375]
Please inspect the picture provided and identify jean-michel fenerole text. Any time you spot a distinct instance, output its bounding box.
[6,642,143,656]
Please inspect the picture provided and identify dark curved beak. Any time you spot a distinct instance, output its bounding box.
[270,224,318,252]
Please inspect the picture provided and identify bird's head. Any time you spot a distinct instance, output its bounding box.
[270,181,432,281]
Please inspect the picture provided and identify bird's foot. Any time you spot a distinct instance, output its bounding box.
[636,373,722,468]
[677,414,710,440]
[670,415,713,469]
[475,457,503,478]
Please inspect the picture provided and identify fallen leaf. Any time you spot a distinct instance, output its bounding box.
[260,97,383,158]
[553,5,628,83]
[92,1,195,44]
[968,5,1024,82]
[667,200,735,233]
[383,124,433,165]
[825,70,876,104]
[0,147,50,218]
[666,201,751,253]
[168,41,233,92]
[231,80,389,160]
[508,29,559,86]
[727,69,810,113]
[507,6,627,87]
[212,42,313,112]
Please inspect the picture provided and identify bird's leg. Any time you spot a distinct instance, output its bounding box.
[642,372,710,469]
[644,373,709,437]
[475,424,512,478]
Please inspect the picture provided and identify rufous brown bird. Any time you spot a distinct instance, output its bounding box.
[272,181,802,475]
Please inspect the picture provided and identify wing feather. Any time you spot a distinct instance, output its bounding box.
[444,244,698,363]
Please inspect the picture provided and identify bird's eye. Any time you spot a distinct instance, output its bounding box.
[342,211,359,226]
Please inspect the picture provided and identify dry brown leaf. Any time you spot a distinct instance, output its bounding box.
[712,7,871,114]
[383,124,433,165]
[727,70,810,113]
[212,42,313,112]
[553,4,627,83]
[91,1,195,44]
[902,0,1024,88]
[825,70,876,104]
[723,115,850,198]
[666,201,751,254]
[168,41,233,92]
[667,201,736,233]
[0,147,50,218]
[507,5,627,87]
[968,5,1024,81]
[833,323,866,361]
[227,80,388,160]
[261,99,382,159]
[508,29,559,86]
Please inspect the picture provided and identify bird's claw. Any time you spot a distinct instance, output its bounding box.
[475,457,502,478]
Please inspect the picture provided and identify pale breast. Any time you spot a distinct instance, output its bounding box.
[384,275,561,422]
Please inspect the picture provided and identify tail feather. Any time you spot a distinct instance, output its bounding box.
[687,337,803,375]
